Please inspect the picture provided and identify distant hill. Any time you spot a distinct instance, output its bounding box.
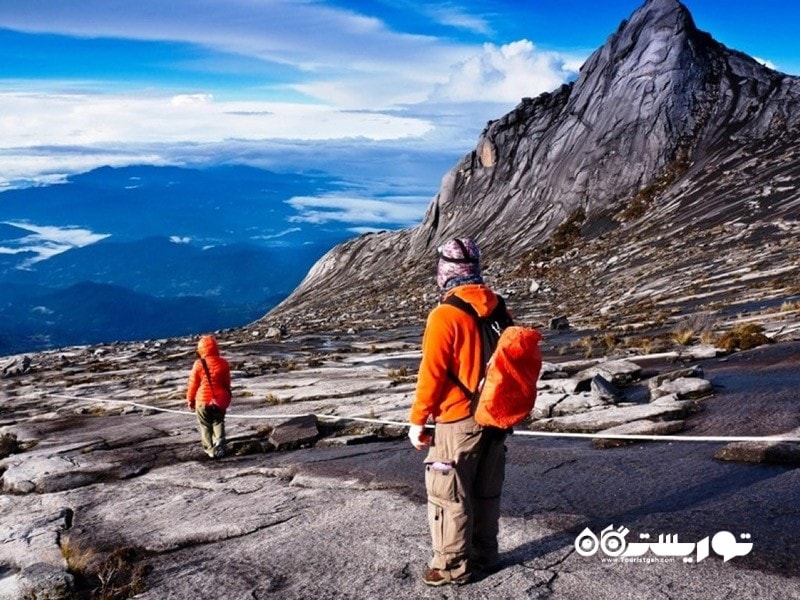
[0,281,259,356]
[0,164,375,354]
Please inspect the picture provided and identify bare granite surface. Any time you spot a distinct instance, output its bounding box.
[1,319,799,599]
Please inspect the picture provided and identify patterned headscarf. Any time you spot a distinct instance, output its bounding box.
[436,237,483,290]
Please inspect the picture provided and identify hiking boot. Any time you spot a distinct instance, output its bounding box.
[422,568,470,587]
[472,559,501,574]
[212,441,226,458]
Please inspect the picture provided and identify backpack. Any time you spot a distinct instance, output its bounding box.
[443,294,543,429]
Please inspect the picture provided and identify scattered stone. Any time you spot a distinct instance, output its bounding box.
[681,345,722,359]
[576,359,642,386]
[265,327,284,340]
[541,376,586,395]
[590,375,622,403]
[592,419,686,449]
[268,415,319,450]
[532,392,568,419]
[539,362,567,380]
[1,454,111,494]
[529,400,696,433]
[650,377,713,400]
[549,315,570,331]
[715,441,800,466]
[17,563,74,600]
[648,365,704,390]
[1,356,31,378]
[715,427,800,465]
[316,434,379,447]
[551,393,610,417]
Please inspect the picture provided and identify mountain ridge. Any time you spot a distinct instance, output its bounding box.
[263,0,800,339]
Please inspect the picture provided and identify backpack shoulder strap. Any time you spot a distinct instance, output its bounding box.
[440,293,509,408]
[442,293,478,317]
[199,357,218,402]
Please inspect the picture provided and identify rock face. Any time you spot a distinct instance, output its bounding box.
[1,331,799,598]
[265,0,800,339]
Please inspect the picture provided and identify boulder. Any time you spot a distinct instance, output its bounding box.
[650,377,713,400]
[532,392,568,420]
[590,375,622,403]
[268,415,319,450]
[529,400,696,433]
[715,427,800,466]
[715,441,800,466]
[592,419,686,449]
[575,359,642,387]
[551,393,610,417]
[539,361,567,380]
[647,365,704,390]
[17,563,74,600]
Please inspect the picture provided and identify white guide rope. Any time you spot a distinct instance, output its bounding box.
[49,394,800,444]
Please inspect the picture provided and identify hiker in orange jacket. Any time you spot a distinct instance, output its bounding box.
[187,335,232,458]
[408,237,511,587]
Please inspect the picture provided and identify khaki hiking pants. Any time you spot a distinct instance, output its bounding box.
[196,403,226,457]
[424,417,507,579]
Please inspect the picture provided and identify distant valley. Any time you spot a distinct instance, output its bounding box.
[0,164,393,355]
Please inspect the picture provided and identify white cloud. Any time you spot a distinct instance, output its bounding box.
[0,92,433,148]
[0,1,459,107]
[0,2,584,187]
[257,227,302,240]
[170,94,214,107]
[2,221,110,266]
[423,5,492,36]
[286,194,430,225]
[430,40,580,103]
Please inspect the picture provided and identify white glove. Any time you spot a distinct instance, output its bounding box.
[408,424,431,450]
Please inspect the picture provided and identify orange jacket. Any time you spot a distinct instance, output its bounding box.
[187,335,232,412]
[409,284,506,425]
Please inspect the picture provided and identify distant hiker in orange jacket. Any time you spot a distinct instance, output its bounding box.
[187,335,232,458]
[408,237,511,587]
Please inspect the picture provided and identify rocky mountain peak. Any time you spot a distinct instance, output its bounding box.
[265,0,800,337]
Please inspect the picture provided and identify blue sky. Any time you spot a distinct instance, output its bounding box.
[0,0,798,226]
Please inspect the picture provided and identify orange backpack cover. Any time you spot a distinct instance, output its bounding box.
[474,325,543,429]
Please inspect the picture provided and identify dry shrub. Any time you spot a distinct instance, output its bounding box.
[718,323,773,352]
[93,547,151,600]
[388,366,414,383]
[603,332,621,352]
[672,312,718,347]
[265,393,284,406]
[699,330,719,345]
[577,336,595,358]
[780,300,800,312]
[628,337,653,355]
[671,329,695,346]
[62,536,151,600]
